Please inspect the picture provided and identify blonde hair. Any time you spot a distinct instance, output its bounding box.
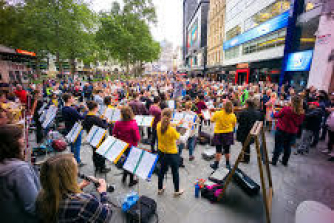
[291,95,304,115]
[37,154,81,223]
[161,108,172,134]
[185,101,192,110]
[121,106,135,121]
[224,100,233,114]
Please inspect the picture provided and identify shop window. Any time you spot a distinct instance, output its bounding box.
[244,0,291,32]
[226,25,241,41]
[242,28,286,55]
[225,46,240,60]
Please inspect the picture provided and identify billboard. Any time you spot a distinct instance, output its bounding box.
[285,50,314,71]
[223,11,290,50]
[187,18,199,50]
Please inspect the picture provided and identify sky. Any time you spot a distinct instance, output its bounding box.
[91,0,183,48]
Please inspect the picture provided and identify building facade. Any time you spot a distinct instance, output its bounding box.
[183,0,210,75]
[207,0,226,76]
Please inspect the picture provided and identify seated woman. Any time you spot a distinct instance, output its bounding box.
[0,125,41,223]
[36,154,112,223]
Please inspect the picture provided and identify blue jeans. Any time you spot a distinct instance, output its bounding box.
[71,132,82,163]
[178,136,196,157]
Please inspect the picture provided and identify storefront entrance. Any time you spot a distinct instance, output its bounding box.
[235,68,250,85]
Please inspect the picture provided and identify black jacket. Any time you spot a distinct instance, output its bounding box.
[303,108,323,131]
[82,114,108,132]
[237,108,263,143]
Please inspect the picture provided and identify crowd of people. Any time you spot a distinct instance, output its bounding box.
[0,73,333,222]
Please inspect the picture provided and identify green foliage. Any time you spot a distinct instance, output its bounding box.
[0,0,160,75]
[96,0,161,74]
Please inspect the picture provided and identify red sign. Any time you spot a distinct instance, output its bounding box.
[16,49,36,57]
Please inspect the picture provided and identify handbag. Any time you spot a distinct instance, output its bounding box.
[326,112,334,131]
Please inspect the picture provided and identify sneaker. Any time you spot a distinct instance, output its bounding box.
[189,156,195,161]
[269,161,277,166]
[129,179,138,187]
[174,189,184,197]
[322,149,330,153]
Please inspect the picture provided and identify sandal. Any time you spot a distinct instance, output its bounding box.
[158,186,166,195]
[174,189,184,197]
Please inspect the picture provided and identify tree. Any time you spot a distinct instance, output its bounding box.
[96,0,160,75]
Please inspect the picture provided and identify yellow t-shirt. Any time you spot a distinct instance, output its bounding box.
[157,122,180,154]
[211,110,237,133]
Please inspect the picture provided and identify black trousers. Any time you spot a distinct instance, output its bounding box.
[36,122,43,144]
[92,149,106,170]
[272,130,296,165]
[158,153,180,192]
[151,128,157,152]
[328,130,334,152]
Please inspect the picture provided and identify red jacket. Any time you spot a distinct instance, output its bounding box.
[112,120,140,148]
[14,90,27,104]
[274,106,304,134]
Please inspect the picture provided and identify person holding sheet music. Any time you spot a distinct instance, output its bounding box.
[149,96,162,153]
[83,101,111,173]
[195,94,208,134]
[62,93,85,166]
[179,102,198,161]
[36,154,112,223]
[31,90,44,144]
[157,108,184,197]
[210,100,237,170]
[113,106,140,187]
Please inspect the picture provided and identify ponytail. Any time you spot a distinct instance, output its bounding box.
[161,108,172,134]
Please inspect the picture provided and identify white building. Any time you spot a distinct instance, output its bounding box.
[223,0,291,84]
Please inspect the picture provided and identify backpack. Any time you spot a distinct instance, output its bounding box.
[52,140,67,152]
[126,196,157,223]
[201,184,224,202]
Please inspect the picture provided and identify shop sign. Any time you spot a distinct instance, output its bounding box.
[236,63,249,69]
[223,11,289,50]
[317,34,331,45]
[285,50,313,72]
[16,49,36,57]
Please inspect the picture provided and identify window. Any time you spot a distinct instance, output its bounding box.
[226,25,241,41]
[244,0,291,32]
[242,28,286,55]
[225,46,240,60]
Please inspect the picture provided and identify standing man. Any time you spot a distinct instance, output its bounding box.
[62,93,85,166]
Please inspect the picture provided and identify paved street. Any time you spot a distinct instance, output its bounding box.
[33,125,334,223]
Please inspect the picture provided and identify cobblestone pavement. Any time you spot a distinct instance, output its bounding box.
[33,126,334,223]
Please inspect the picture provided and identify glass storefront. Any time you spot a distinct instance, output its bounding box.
[243,28,286,55]
[244,0,291,31]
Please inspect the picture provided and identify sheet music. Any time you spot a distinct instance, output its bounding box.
[111,109,121,122]
[184,113,196,123]
[173,112,184,121]
[96,136,117,156]
[202,110,211,120]
[85,125,99,143]
[105,138,128,163]
[135,151,158,180]
[168,100,175,109]
[42,112,56,129]
[66,122,78,142]
[123,147,143,174]
[104,108,114,121]
[90,128,106,148]
[38,103,47,115]
[142,116,154,127]
[135,115,143,126]
[39,111,47,122]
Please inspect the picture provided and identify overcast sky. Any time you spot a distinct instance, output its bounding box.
[91,0,183,48]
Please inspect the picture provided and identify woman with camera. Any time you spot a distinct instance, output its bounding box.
[36,154,112,223]
[0,125,41,223]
